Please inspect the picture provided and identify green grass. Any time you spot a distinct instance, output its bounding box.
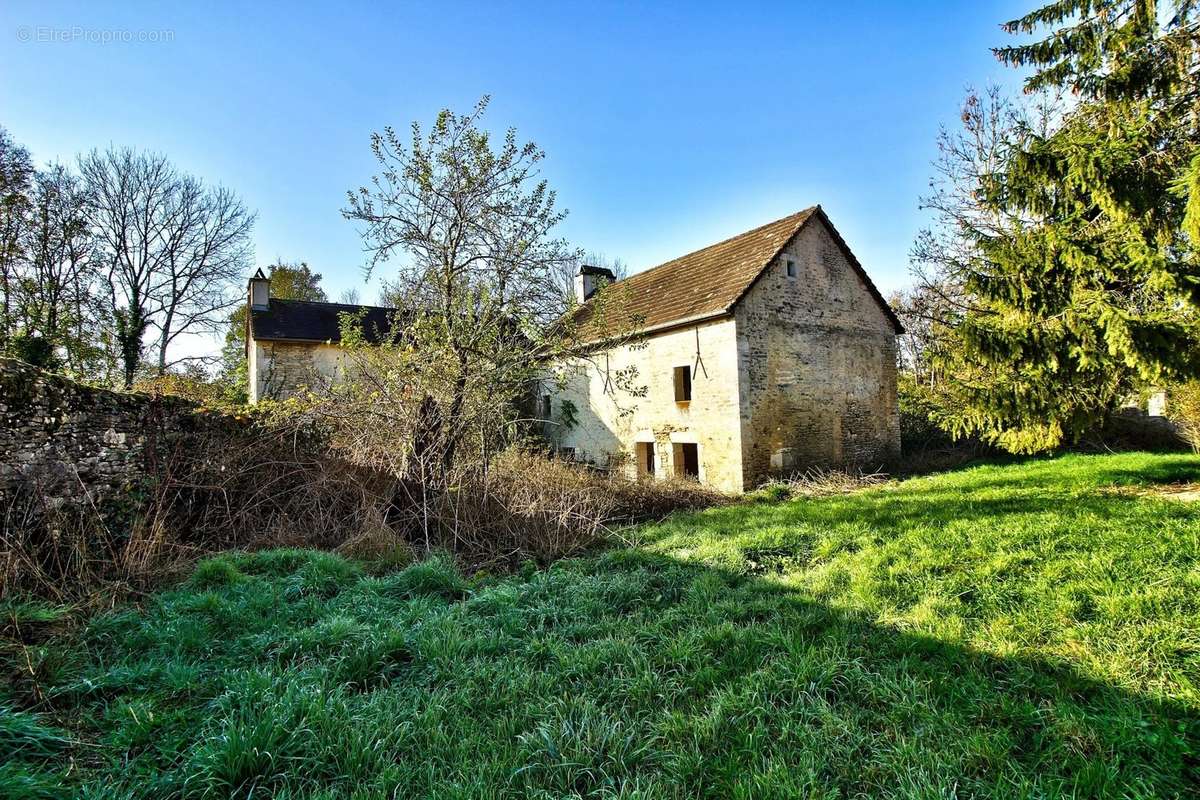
[3,452,1199,798]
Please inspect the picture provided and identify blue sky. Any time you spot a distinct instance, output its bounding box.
[1,1,1030,305]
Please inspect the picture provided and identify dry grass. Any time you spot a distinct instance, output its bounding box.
[1,435,728,601]
[748,466,891,501]
[386,450,729,570]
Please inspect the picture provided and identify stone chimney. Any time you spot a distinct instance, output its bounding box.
[249,268,269,310]
[574,265,616,304]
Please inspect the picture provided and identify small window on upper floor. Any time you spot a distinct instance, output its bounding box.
[674,365,692,403]
[786,259,797,279]
[541,394,552,419]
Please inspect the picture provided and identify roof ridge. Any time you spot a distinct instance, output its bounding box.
[630,205,818,281]
[271,297,398,313]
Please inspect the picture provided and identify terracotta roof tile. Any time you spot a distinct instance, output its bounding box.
[573,206,901,339]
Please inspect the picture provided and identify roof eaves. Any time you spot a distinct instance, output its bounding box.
[251,335,337,345]
[577,309,733,349]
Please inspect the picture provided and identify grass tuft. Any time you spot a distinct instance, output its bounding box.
[189,557,247,590]
[374,553,468,601]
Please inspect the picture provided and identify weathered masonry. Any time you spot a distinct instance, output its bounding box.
[547,206,901,492]
[0,358,239,513]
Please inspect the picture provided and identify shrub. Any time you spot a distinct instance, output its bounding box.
[1166,380,1200,451]
[388,450,728,571]
[896,373,996,473]
[1,415,395,604]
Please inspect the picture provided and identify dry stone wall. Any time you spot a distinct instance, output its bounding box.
[0,358,240,513]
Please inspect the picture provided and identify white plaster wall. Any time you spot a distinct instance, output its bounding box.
[551,316,745,493]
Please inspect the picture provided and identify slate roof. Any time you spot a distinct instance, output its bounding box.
[573,205,902,338]
[249,298,399,344]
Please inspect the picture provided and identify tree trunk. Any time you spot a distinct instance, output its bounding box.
[116,303,146,389]
[157,307,173,374]
[440,351,470,478]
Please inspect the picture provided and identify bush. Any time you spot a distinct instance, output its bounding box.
[1,416,396,603]
[896,373,995,473]
[1166,380,1200,451]
[389,450,728,570]
[898,373,955,455]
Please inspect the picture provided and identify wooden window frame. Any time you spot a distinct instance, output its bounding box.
[673,365,692,404]
[637,441,656,478]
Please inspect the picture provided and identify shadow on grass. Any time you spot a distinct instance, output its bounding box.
[556,547,1199,796]
[6,539,1196,798]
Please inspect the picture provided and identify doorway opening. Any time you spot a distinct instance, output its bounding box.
[673,442,700,480]
[637,441,656,479]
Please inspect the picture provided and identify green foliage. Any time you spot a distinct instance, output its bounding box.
[926,1,1200,453]
[1166,379,1200,450]
[113,304,149,390]
[189,557,247,590]
[3,453,1198,797]
[897,371,958,455]
[556,398,579,432]
[8,333,58,370]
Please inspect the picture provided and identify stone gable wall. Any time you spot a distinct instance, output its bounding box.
[734,217,900,485]
[250,340,347,402]
[0,358,239,512]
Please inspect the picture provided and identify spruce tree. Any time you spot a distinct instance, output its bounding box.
[936,0,1200,452]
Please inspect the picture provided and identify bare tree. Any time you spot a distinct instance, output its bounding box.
[0,127,34,347]
[911,85,1063,303]
[551,251,629,313]
[889,284,962,388]
[18,163,107,374]
[79,148,254,387]
[150,181,254,373]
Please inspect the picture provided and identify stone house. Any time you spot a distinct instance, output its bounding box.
[244,269,396,403]
[244,206,901,493]
[547,206,901,493]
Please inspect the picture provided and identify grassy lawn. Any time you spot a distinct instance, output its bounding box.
[3,452,1199,798]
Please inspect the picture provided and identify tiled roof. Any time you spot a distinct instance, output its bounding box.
[574,205,901,338]
[249,298,399,344]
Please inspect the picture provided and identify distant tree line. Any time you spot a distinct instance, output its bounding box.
[0,128,255,388]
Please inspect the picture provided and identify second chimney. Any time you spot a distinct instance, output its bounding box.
[249,268,270,310]
[574,265,616,304]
